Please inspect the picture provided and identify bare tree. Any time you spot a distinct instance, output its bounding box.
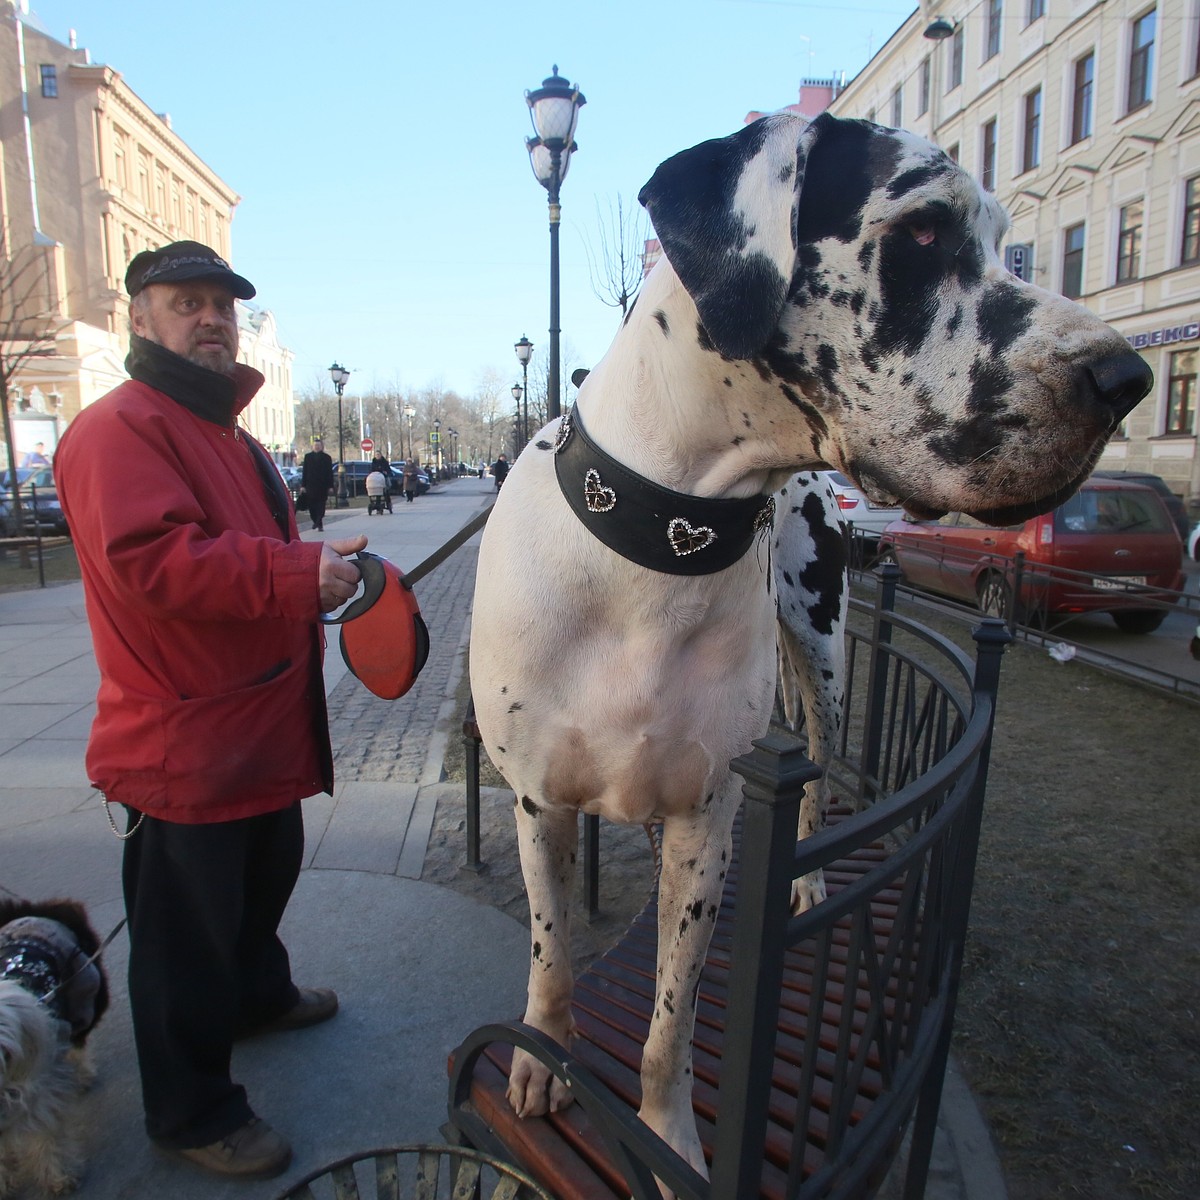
[584,195,649,317]
[292,368,341,453]
[1,238,66,549]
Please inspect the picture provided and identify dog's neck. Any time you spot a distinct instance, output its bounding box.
[576,265,821,500]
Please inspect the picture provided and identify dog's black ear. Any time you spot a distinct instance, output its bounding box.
[639,113,820,359]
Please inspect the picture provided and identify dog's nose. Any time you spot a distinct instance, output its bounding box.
[1085,351,1153,425]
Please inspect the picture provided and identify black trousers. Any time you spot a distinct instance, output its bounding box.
[122,804,304,1147]
[308,492,328,527]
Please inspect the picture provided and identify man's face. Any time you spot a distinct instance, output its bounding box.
[131,281,239,375]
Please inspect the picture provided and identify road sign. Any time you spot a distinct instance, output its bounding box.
[361,438,374,453]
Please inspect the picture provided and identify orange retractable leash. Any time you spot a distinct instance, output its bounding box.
[320,506,491,700]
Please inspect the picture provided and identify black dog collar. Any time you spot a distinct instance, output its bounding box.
[553,406,774,576]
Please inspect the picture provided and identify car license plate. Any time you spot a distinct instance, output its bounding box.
[1091,576,1146,590]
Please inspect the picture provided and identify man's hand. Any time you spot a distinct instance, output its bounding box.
[318,535,369,612]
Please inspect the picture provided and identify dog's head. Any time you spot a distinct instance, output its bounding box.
[639,112,1152,524]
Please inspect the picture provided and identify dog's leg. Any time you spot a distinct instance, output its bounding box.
[777,615,845,912]
[636,796,735,1191]
[508,797,578,1118]
[774,478,848,913]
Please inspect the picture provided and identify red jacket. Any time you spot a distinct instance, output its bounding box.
[56,359,332,823]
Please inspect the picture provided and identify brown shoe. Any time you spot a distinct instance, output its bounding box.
[250,986,338,1036]
[172,1118,291,1180]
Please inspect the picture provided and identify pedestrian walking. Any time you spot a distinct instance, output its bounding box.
[301,439,335,531]
[402,458,420,503]
[370,453,394,513]
[491,454,509,491]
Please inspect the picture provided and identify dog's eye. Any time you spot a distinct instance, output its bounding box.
[909,223,937,246]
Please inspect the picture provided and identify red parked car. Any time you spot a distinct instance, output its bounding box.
[876,479,1184,634]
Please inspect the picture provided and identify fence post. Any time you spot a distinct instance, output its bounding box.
[462,697,484,872]
[711,731,823,1199]
[859,561,899,803]
[1008,551,1025,635]
[903,618,1011,1198]
[582,813,601,922]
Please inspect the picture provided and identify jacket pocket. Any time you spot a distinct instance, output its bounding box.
[161,655,316,808]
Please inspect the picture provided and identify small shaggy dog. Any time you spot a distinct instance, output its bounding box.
[0,898,110,1197]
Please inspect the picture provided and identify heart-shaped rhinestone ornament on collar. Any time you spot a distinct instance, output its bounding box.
[584,468,617,513]
[667,517,716,556]
[552,405,774,577]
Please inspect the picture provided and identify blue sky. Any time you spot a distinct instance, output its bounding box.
[26,0,917,401]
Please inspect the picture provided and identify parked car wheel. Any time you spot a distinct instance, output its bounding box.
[975,571,1011,620]
[1111,609,1167,635]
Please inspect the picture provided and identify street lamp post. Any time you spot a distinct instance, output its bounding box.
[524,68,584,423]
[404,405,415,460]
[923,15,958,137]
[514,334,533,446]
[328,362,351,505]
[433,417,442,477]
[511,383,523,456]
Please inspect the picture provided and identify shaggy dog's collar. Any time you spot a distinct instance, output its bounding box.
[1,934,64,1018]
[553,406,774,576]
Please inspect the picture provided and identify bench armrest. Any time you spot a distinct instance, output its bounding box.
[449,1021,710,1200]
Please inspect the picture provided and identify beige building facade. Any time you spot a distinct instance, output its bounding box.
[1,1,294,459]
[823,0,1200,515]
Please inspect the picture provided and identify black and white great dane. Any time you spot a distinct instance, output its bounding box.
[469,111,1151,1190]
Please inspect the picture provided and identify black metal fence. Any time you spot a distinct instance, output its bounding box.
[845,527,1200,702]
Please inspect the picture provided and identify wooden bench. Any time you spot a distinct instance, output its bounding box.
[447,584,1010,1200]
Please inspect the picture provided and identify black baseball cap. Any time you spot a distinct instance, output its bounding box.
[125,240,256,299]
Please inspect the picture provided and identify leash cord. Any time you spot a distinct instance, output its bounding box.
[400,503,493,590]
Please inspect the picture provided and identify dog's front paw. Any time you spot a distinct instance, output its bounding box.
[37,1161,81,1196]
[68,1045,99,1092]
[507,1048,574,1117]
[637,1102,708,1198]
[48,1172,81,1196]
[790,867,827,915]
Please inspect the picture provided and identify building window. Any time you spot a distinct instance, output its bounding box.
[137,152,151,207]
[112,131,129,191]
[1182,177,1200,264]
[984,0,1002,61]
[1026,0,1045,22]
[1063,223,1085,299]
[918,57,931,117]
[1166,350,1197,435]
[1116,201,1144,282]
[981,119,998,192]
[1071,52,1095,144]
[1022,87,1041,173]
[1127,8,1156,114]
[948,25,964,90]
[891,84,903,128]
[39,64,57,97]
[946,142,961,163]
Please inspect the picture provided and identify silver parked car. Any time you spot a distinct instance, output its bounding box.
[817,470,904,539]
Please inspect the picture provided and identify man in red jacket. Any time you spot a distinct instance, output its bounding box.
[55,241,366,1181]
